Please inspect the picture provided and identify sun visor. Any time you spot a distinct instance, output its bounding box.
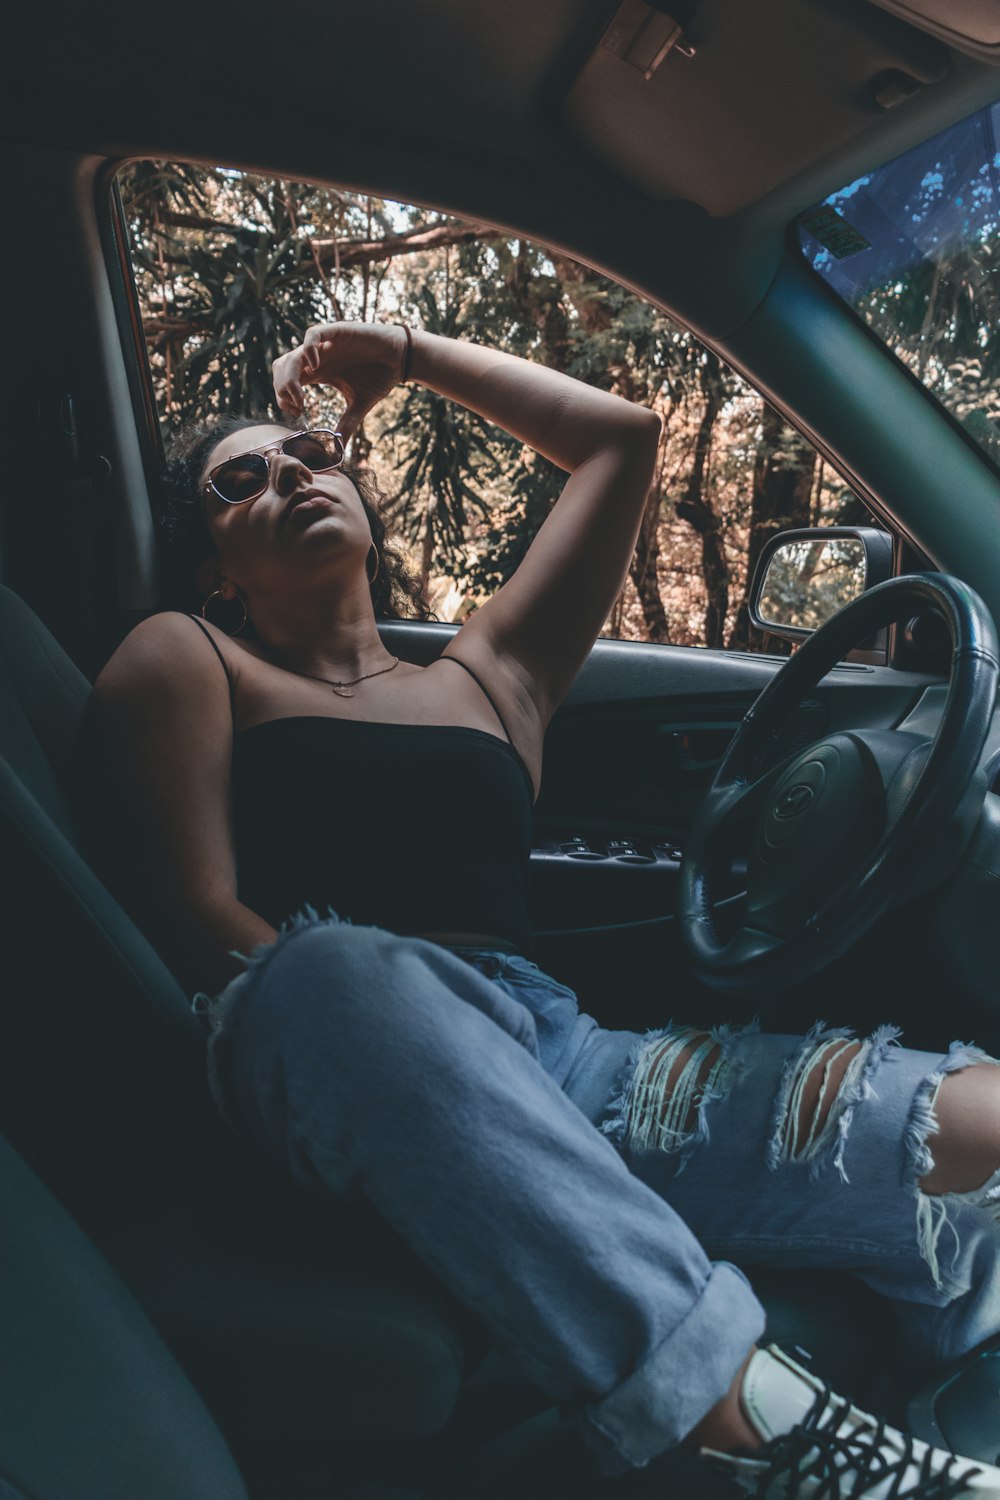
[864,1,1000,62]
[562,0,950,215]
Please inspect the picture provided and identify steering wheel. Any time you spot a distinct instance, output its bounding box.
[679,574,999,997]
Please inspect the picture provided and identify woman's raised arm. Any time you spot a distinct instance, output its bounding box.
[274,322,661,726]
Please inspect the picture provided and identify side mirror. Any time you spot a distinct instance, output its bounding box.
[748,526,894,659]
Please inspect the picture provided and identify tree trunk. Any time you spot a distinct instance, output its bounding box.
[550,254,612,334]
[673,357,728,647]
[629,487,670,641]
[548,255,666,636]
[419,494,436,596]
[728,402,816,651]
[498,243,571,367]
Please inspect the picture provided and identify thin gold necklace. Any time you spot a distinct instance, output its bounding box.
[287,656,401,699]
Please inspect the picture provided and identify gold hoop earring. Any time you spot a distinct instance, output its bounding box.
[201,589,248,636]
[367,545,381,585]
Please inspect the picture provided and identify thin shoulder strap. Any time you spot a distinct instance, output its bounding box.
[439,654,514,746]
[186,613,236,718]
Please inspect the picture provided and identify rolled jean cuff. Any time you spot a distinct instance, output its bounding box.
[580,1260,766,1473]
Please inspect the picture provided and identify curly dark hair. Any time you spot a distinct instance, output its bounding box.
[156,415,434,622]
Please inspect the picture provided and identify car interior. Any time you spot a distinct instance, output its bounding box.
[5,1,1000,1496]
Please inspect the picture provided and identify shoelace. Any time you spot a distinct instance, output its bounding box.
[747,1383,978,1499]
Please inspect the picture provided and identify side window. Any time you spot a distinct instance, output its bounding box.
[118,160,873,652]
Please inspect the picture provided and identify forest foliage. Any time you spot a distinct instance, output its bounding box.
[803,102,1000,477]
[121,160,873,647]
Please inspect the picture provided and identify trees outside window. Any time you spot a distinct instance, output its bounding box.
[121,161,868,646]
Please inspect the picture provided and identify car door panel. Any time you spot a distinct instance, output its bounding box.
[382,621,943,843]
[380,620,948,1016]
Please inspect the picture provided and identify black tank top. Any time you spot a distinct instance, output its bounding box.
[190,619,536,954]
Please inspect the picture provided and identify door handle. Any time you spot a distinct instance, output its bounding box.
[655,723,738,774]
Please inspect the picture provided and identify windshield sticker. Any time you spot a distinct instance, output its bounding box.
[799,206,871,260]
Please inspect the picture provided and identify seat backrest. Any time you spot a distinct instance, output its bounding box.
[0,1131,249,1500]
[0,586,212,1200]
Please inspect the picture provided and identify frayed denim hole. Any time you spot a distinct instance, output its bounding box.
[905,1041,1000,1296]
[767,1022,853,1174]
[600,1019,756,1175]
[766,1022,902,1184]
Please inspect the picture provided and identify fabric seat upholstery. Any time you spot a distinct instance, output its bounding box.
[0,585,465,1444]
[0,1130,249,1499]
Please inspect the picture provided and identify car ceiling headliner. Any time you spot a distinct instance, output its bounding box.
[10,0,1000,337]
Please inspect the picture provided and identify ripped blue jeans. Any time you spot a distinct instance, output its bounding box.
[198,914,1000,1474]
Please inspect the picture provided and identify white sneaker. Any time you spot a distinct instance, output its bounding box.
[703,1344,1000,1497]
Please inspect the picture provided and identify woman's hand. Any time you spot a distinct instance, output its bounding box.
[272,322,409,442]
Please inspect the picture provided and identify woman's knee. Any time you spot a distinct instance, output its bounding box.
[234,918,537,1076]
[238,919,441,1055]
[224,923,457,1167]
[919,1060,1000,1197]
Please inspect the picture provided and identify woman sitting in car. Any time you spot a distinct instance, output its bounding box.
[85,320,1000,1498]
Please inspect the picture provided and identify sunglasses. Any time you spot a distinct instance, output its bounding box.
[203,428,346,506]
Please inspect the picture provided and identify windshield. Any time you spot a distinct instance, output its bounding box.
[798,103,1000,469]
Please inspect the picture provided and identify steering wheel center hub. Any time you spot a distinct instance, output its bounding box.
[776,783,816,818]
[762,755,830,851]
[750,737,883,933]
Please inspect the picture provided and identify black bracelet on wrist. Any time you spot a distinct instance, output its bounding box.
[396,324,414,384]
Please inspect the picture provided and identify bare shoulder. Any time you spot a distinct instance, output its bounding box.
[95,613,230,698]
[90,613,236,741]
[437,628,545,785]
[440,620,545,735]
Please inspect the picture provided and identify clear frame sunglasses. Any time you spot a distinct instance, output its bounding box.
[203,428,346,505]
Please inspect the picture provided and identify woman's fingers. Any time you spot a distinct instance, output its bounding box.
[279,375,305,419]
[274,339,337,406]
[302,323,338,356]
[272,347,312,420]
[273,322,405,428]
[298,338,334,381]
[298,322,403,382]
